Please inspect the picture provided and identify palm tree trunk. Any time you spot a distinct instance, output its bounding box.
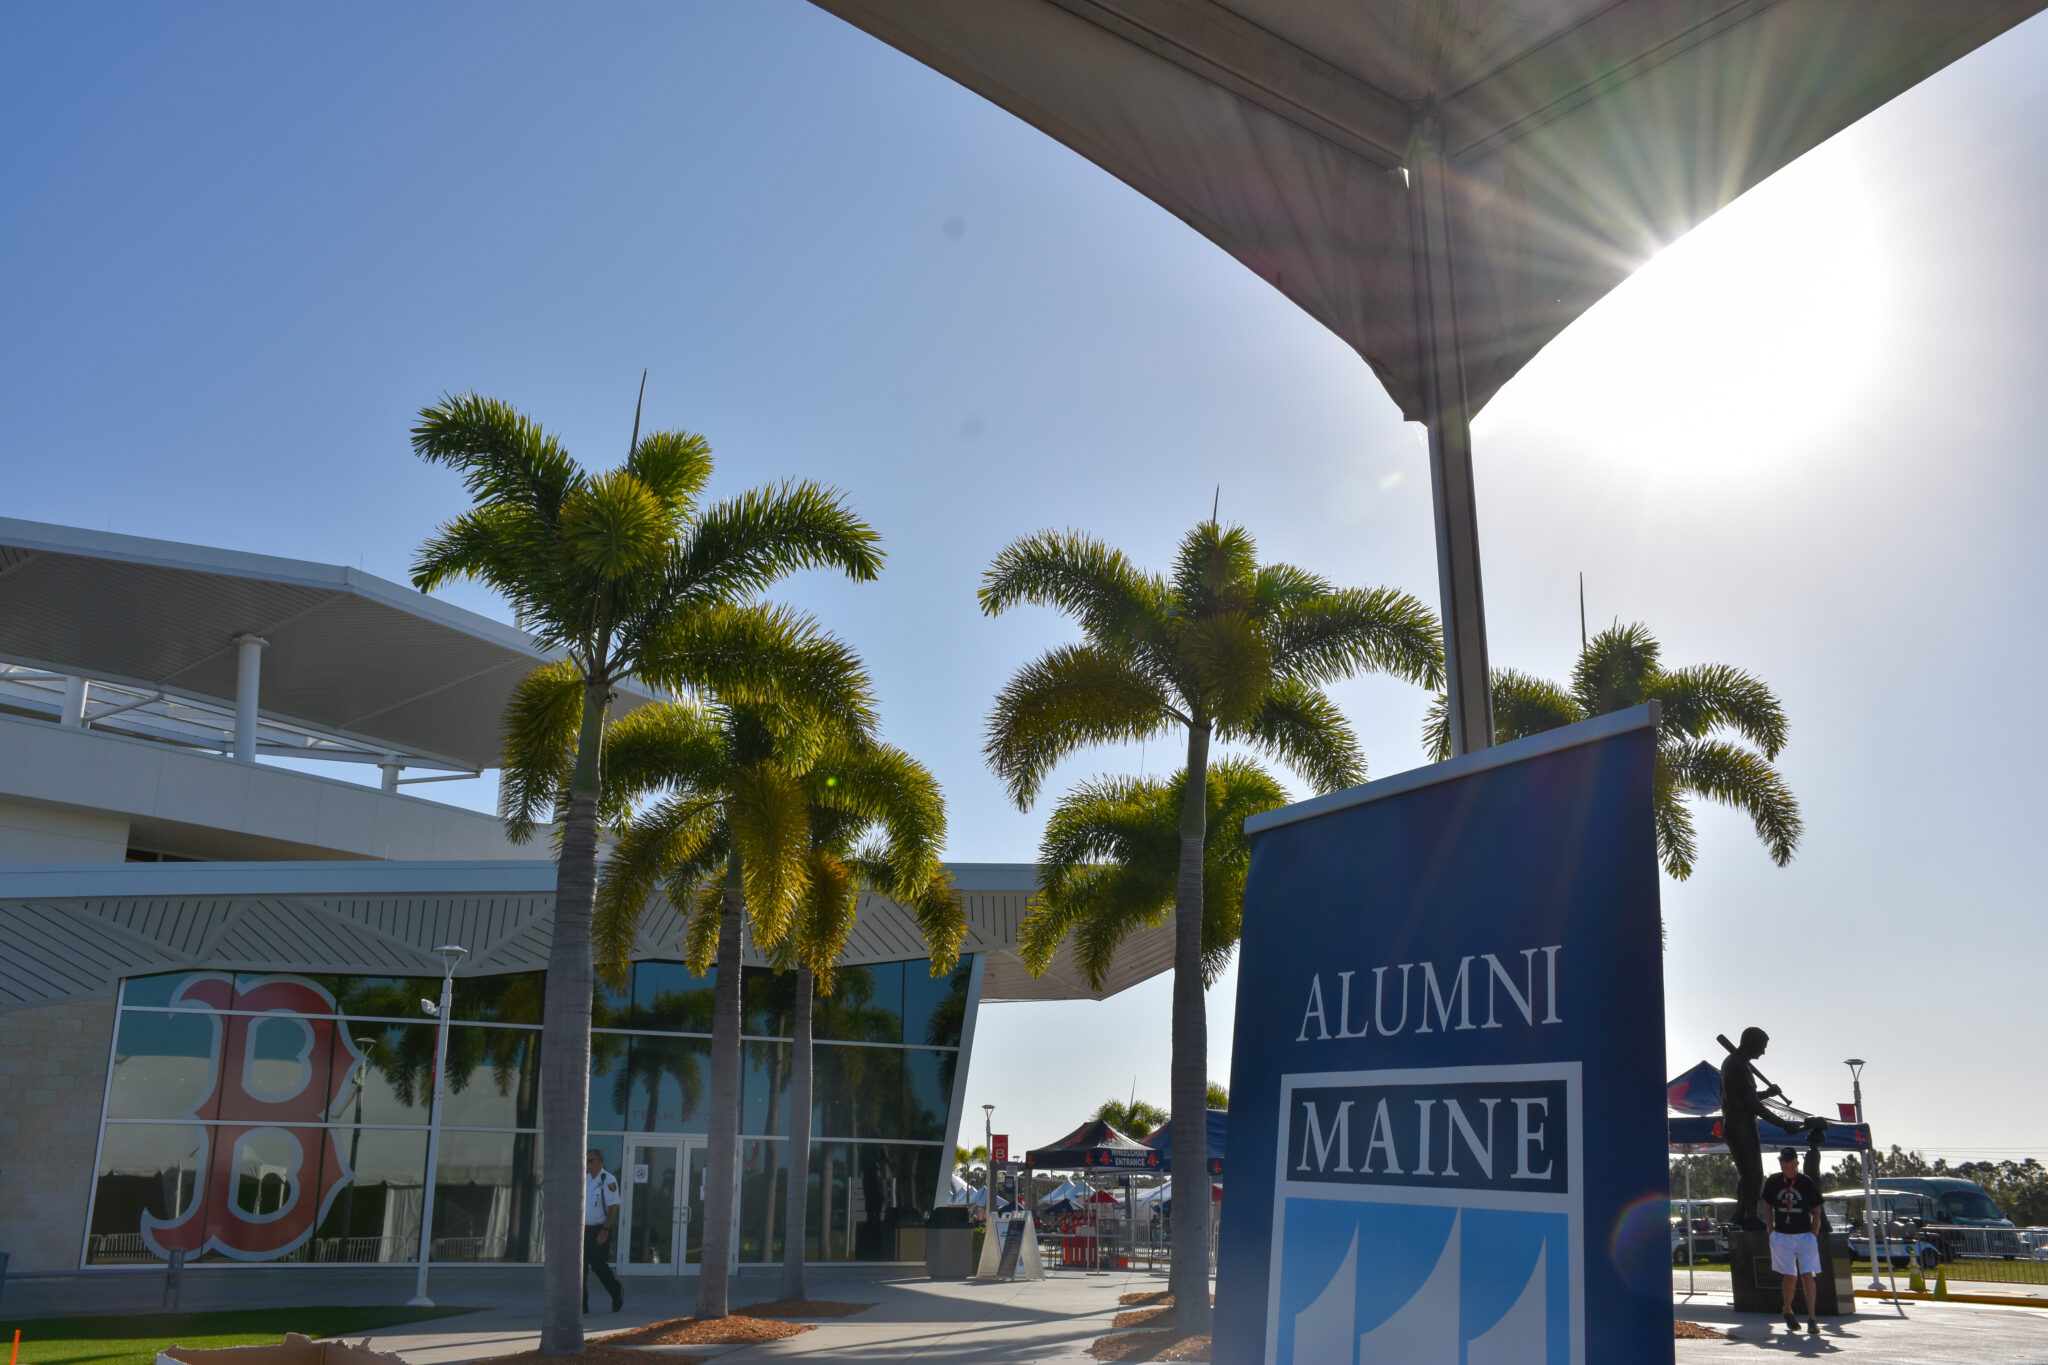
[781,966,814,1301]
[696,864,746,1318]
[538,680,608,1354]
[1169,719,1213,1334]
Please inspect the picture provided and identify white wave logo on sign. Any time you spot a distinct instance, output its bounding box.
[1263,1063,1584,1365]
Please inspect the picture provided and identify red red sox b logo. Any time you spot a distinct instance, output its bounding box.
[142,975,368,1261]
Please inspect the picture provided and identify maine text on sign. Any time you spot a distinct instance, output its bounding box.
[1268,1064,1585,1365]
[1292,1079,1571,1194]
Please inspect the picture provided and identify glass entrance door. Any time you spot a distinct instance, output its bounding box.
[621,1137,707,1274]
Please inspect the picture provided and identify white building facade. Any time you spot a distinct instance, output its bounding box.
[0,520,1169,1295]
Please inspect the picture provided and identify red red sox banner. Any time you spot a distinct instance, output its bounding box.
[142,974,367,1261]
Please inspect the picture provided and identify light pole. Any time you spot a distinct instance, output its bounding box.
[409,944,467,1306]
[1846,1058,1885,1291]
[982,1104,996,1218]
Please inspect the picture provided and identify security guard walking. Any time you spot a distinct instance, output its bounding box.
[584,1148,624,1314]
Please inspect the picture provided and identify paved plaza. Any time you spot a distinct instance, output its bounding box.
[11,1264,2048,1363]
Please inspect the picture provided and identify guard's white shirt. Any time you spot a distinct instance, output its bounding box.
[586,1169,620,1227]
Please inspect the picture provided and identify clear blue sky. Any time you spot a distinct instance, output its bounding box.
[6,3,2045,1160]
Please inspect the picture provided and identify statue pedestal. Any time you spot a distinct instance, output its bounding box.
[1727,1226,1856,1316]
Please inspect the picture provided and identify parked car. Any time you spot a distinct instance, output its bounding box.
[1671,1217,1730,1264]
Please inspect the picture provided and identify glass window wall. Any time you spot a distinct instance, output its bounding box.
[90,954,972,1267]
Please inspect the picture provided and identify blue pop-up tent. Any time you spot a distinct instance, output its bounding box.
[1141,1109,1227,1176]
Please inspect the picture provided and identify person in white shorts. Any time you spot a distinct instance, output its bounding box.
[1762,1147,1824,1336]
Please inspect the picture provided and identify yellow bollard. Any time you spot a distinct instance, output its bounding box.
[1908,1262,1925,1293]
[1933,1264,1949,1300]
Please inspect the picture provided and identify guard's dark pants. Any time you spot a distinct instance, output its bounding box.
[584,1225,623,1312]
[1727,1114,1764,1228]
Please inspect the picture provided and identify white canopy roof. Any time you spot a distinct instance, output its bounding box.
[0,518,648,773]
[812,0,2042,420]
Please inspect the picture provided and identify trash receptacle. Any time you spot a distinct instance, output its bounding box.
[925,1206,975,1279]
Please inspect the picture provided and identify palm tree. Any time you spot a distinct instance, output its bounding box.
[766,743,961,1301]
[589,642,942,1316]
[1205,1081,1228,1110]
[982,521,1441,1330]
[1093,1097,1168,1141]
[410,390,880,1351]
[1423,623,1801,878]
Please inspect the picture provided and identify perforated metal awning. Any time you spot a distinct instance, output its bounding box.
[0,859,1163,1009]
[0,518,643,775]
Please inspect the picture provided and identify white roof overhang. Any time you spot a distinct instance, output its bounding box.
[0,518,647,774]
[810,0,2044,418]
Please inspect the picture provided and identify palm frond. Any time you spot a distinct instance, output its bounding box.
[976,529,1166,649]
[1268,587,1445,690]
[727,761,813,950]
[560,469,679,580]
[410,505,550,603]
[1650,664,1789,758]
[410,393,580,517]
[904,870,967,976]
[1171,521,1259,618]
[1227,679,1364,795]
[593,796,722,985]
[1573,622,1661,716]
[814,741,947,896]
[498,660,586,841]
[1492,670,1586,742]
[1022,758,1280,990]
[984,645,1176,808]
[784,849,858,989]
[1652,772,1701,880]
[1422,692,1453,763]
[1179,609,1274,724]
[1666,738,1803,869]
[678,876,726,975]
[637,603,878,739]
[1250,562,1334,614]
[673,480,882,602]
[626,430,714,511]
[598,700,729,813]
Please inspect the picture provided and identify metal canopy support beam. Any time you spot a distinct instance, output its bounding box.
[232,634,267,764]
[1408,112,1494,755]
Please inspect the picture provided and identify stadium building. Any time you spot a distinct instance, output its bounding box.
[0,518,1172,1294]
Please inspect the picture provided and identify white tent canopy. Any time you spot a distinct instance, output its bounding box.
[810,0,2045,752]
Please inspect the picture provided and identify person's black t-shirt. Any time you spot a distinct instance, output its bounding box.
[1763,1171,1823,1235]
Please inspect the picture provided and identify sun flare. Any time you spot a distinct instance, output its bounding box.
[1477,146,1886,477]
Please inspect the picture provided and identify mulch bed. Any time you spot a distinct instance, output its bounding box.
[599,1315,814,1347]
[1115,1292,1212,1307]
[469,1348,706,1365]
[1675,1321,1728,1340]
[735,1299,874,1319]
[1112,1306,1176,1329]
[1087,1330,1212,1362]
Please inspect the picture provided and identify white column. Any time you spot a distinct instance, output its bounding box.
[60,676,89,727]
[1407,110,1495,755]
[379,759,402,794]
[232,635,268,763]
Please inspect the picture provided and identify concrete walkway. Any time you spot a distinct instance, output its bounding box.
[356,1267,1167,1365]
[11,1263,2048,1363]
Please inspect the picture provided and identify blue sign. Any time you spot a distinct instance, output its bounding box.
[1214,707,1670,1365]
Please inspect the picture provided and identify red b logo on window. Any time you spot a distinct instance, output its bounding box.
[142,975,371,1262]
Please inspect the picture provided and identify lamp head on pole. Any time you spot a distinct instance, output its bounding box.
[435,944,468,977]
[1845,1058,1866,1080]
